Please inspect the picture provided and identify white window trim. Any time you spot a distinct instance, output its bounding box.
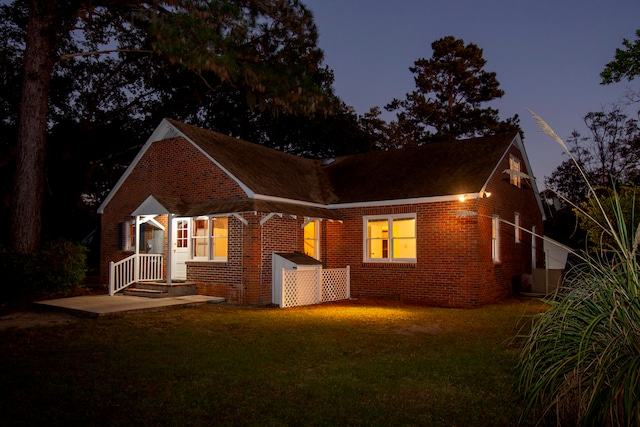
[514,212,521,243]
[363,213,417,263]
[492,215,501,263]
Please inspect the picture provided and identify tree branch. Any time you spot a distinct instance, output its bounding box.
[59,49,153,61]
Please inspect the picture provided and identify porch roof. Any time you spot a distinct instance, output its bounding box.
[133,195,342,221]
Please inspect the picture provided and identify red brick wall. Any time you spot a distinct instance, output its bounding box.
[100,136,246,283]
[324,144,544,308]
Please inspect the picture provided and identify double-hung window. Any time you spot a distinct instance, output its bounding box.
[303,220,319,259]
[364,214,416,262]
[509,156,522,187]
[191,217,228,261]
[125,220,136,251]
[492,215,501,263]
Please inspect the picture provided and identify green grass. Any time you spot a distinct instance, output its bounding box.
[0,298,548,426]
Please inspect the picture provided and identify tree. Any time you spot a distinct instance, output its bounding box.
[386,35,518,143]
[601,29,640,84]
[577,185,640,253]
[7,0,331,254]
[546,107,640,204]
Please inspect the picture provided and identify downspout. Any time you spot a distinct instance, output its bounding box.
[259,213,263,305]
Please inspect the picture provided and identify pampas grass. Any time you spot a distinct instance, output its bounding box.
[516,113,640,426]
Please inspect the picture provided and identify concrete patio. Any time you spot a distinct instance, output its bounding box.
[35,294,225,318]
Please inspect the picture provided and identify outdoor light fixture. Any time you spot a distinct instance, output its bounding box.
[458,195,466,202]
[483,191,491,198]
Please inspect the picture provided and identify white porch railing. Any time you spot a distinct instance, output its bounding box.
[277,266,350,308]
[109,254,164,296]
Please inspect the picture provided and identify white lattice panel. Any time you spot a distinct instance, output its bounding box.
[322,268,350,302]
[282,269,320,308]
[278,266,350,308]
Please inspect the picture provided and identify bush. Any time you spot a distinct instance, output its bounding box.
[0,241,87,302]
[517,113,640,426]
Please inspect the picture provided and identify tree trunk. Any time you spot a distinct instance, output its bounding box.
[10,0,59,253]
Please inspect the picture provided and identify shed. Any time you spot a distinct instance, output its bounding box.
[272,252,322,306]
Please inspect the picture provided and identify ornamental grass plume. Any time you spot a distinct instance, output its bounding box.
[516,113,640,427]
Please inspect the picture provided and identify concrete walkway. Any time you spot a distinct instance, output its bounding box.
[35,294,225,318]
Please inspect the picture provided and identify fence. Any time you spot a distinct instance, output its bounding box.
[277,266,350,308]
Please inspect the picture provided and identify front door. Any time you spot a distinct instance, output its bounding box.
[172,217,190,280]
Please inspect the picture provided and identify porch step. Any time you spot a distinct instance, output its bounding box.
[123,282,198,298]
[124,288,169,298]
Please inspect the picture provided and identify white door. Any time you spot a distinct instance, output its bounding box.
[172,218,190,280]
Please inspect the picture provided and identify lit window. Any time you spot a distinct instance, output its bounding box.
[514,212,521,243]
[191,217,228,261]
[211,218,228,259]
[192,218,209,259]
[304,220,319,259]
[364,215,416,262]
[126,220,136,251]
[492,216,500,263]
[509,156,521,187]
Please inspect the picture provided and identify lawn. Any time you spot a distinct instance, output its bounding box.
[0,297,548,426]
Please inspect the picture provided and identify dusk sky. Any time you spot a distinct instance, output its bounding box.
[303,0,640,184]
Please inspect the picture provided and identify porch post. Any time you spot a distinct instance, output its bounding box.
[166,213,173,285]
[134,215,140,282]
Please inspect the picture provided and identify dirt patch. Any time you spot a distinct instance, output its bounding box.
[0,310,80,330]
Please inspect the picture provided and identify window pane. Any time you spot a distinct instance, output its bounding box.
[213,237,228,258]
[367,219,389,259]
[192,219,208,258]
[393,218,415,238]
[367,219,388,238]
[176,220,188,248]
[304,221,318,258]
[211,218,228,260]
[393,238,416,259]
[304,221,316,239]
[304,239,315,257]
[193,219,208,236]
[368,238,388,259]
[212,218,228,237]
[128,223,135,249]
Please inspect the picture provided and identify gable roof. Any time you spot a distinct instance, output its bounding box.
[98,119,544,218]
[166,119,334,204]
[323,132,517,204]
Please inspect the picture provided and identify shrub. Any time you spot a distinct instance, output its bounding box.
[0,241,87,301]
[516,112,640,426]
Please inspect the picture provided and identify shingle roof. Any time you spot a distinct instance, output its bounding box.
[323,132,517,203]
[168,119,517,206]
[167,119,334,204]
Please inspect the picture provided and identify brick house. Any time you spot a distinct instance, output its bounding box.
[98,119,545,307]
